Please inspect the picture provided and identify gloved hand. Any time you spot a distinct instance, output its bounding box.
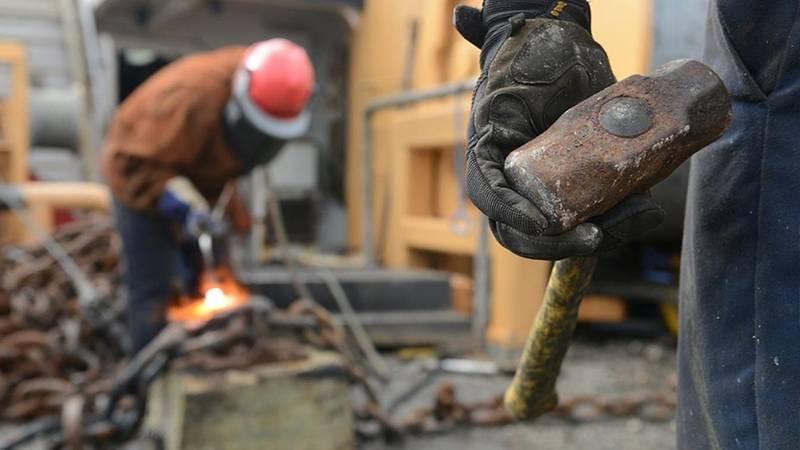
[157,189,228,240]
[158,191,229,296]
[455,0,664,260]
[185,210,228,239]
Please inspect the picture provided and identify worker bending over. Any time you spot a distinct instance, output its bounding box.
[102,39,315,352]
[456,0,798,448]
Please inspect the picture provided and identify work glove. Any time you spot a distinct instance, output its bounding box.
[158,188,228,295]
[184,210,228,239]
[159,194,229,294]
[156,178,229,240]
[455,0,664,260]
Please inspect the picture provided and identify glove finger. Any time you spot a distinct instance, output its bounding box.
[453,5,486,49]
[467,150,548,235]
[592,194,665,251]
[187,212,212,236]
[493,221,602,260]
[210,218,229,237]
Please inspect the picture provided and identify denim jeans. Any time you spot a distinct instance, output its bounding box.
[678,1,800,448]
[113,201,184,352]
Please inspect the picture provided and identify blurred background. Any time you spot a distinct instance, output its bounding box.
[0,0,709,449]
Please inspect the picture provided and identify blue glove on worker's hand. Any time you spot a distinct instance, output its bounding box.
[157,190,191,226]
[453,0,664,260]
[157,190,229,295]
[157,191,227,240]
[185,210,227,238]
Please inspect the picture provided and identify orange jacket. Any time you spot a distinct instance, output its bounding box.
[101,47,250,228]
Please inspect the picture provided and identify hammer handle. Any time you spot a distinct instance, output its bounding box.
[504,255,597,420]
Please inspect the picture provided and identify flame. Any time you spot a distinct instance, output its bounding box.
[167,266,250,324]
[204,287,228,309]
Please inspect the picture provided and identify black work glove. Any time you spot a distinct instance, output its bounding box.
[454,0,664,260]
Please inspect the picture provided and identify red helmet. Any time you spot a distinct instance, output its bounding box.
[225,39,314,168]
[241,39,315,119]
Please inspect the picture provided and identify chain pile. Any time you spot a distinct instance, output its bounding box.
[0,217,318,449]
[0,217,127,423]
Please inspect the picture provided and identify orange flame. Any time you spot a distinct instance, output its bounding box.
[167,266,250,325]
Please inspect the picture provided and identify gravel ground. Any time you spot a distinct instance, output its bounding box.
[1,339,677,450]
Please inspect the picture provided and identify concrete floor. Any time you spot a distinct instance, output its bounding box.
[365,338,677,450]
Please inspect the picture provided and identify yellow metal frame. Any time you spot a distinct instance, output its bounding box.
[0,42,29,184]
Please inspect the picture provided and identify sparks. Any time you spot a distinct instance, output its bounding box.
[167,267,250,324]
[204,287,229,310]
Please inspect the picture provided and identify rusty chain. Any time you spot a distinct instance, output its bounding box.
[0,217,313,449]
[48,300,312,449]
[397,383,676,435]
[0,217,127,425]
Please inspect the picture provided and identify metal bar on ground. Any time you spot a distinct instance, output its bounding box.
[319,269,389,379]
[472,216,490,351]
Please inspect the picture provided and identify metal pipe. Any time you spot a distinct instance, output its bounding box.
[248,168,268,266]
[472,216,490,351]
[29,88,81,149]
[360,79,476,267]
[17,182,110,212]
[77,0,109,181]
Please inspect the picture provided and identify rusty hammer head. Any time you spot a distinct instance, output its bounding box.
[504,59,732,234]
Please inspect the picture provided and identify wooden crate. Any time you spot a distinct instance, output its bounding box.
[144,350,355,450]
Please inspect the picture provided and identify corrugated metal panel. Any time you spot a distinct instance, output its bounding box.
[0,0,71,88]
[24,46,70,87]
[0,0,60,18]
[0,17,64,42]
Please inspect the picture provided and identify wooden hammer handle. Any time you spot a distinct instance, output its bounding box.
[504,256,598,420]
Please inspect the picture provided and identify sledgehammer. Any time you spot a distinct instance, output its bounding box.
[502,60,731,421]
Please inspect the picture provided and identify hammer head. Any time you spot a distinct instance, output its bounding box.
[504,59,731,234]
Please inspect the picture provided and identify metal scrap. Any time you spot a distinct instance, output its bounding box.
[0,217,126,423]
[0,217,315,449]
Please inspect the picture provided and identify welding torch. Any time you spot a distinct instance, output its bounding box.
[192,183,235,286]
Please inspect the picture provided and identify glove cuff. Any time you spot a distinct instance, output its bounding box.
[483,0,591,33]
[158,177,210,225]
